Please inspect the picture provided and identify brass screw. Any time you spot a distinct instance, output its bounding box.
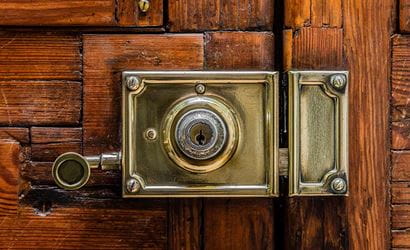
[138,0,150,13]
[126,178,141,193]
[330,177,347,194]
[195,83,206,94]
[126,76,141,91]
[330,74,347,90]
[144,128,157,141]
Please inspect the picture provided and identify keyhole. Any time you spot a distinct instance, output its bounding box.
[196,130,206,145]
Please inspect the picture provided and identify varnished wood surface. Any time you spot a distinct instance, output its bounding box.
[118,0,163,27]
[401,0,410,33]
[0,0,115,26]
[168,0,274,32]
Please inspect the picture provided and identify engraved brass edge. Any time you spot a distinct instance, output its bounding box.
[288,71,349,196]
[121,71,279,198]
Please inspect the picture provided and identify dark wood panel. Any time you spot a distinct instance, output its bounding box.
[0,140,22,216]
[31,127,82,144]
[31,142,81,162]
[0,33,81,80]
[204,32,274,70]
[168,0,274,32]
[393,205,410,229]
[203,199,273,250]
[344,0,393,248]
[0,81,81,126]
[392,35,410,107]
[0,0,115,26]
[0,128,29,144]
[400,0,410,32]
[393,231,410,248]
[392,151,410,181]
[118,0,163,27]
[392,121,410,150]
[284,0,342,28]
[392,183,410,204]
[83,34,204,155]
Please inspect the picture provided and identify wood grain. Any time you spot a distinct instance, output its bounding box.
[205,32,274,70]
[0,33,81,80]
[284,0,342,28]
[344,0,393,248]
[118,0,163,27]
[0,128,29,144]
[83,34,204,155]
[393,230,410,248]
[31,127,82,144]
[392,151,410,181]
[203,199,273,250]
[392,35,410,107]
[31,142,81,162]
[400,0,410,32]
[0,0,115,26]
[168,0,274,32]
[393,205,410,229]
[392,183,410,204]
[0,140,22,215]
[0,81,81,126]
[392,121,410,150]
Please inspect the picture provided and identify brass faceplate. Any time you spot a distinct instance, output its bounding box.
[121,71,279,197]
[288,71,349,196]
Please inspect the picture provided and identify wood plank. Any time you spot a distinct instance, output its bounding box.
[118,0,163,27]
[0,128,29,144]
[21,162,120,186]
[392,35,410,107]
[31,142,81,162]
[0,33,81,80]
[0,0,115,26]
[168,0,274,32]
[393,205,410,229]
[31,127,82,144]
[168,199,202,249]
[83,34,204,155]
[283,28,344,70]
[204,32,274,70]
[203,199,273,250]
[392,182,410,204]
[0,81,81,126]
[392,151,410,181]
[392,121,410,150]
[400,0,410,32]
[0,140,22,216]
[284,0,342,28]
[344,0,393,248]
[393,230,410,248]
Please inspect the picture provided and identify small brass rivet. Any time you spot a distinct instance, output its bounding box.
[127,178,141,193]
[144,128,157,141]
[126,76,141,91]
[138,0,150,13]
[330,74,347,90]
[330,177,347,194]
[195,84,206,94]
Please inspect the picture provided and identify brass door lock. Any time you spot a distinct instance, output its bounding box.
[52,71,348,197]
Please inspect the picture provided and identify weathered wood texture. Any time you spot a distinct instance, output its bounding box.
[0,81,81,126]
[205,32,274,70]
[0,34,81,80]
[118,0,163,27]
[0,128,29,144]
[284,0,342,28]
[0,140,23,216]
[400,0,410,33]
[203,199,274,249]
[0,0,116,26]
[168,0,274,32]
[0,187,168,249]
[282,27,346,249]
[83,34,204,155]
[344,0,393,248]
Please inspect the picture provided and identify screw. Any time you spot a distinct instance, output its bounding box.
[195,83,206,94]
[126,178,141,193]
[330,74,347,90]
[144,128,157,141]
[330,177,347,194]
[138,0,150,13]
[126,76,141,91]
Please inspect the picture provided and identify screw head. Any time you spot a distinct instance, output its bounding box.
[126,178,141,193]
[126,76,141,91]
[330,74,347,90]
[144,128,157,141]
[195,83,206,94]
[330,177,347,194]
[138,0,150,13]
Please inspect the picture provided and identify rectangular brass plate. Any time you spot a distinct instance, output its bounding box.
[288,71,348,196]
[122,71,279,197]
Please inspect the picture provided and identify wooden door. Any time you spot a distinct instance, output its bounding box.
[0,0,395,249]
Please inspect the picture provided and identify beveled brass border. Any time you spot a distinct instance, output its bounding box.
[121,71,279,197]
[288,71,349,196]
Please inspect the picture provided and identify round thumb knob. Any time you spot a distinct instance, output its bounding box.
[52,152,91,190]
